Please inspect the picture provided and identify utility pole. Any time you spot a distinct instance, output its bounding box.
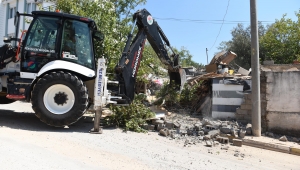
[206,48,208,64]
[250,0,261,136]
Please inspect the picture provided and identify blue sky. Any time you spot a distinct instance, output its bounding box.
[135,0,300,65]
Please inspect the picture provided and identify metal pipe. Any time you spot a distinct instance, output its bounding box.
[90,106,103,134]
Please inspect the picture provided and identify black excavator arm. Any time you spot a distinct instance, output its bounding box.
[115,9,185,103]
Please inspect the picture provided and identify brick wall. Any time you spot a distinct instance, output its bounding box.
[235,72,268,132]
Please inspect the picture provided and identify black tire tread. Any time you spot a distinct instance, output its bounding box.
[31,71,88,127]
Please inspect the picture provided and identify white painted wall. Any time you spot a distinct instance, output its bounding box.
[0,3,6,45]
[0,0,55,45]
[266,71,300,112]
[265,71,300,137]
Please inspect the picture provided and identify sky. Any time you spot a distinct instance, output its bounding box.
[135,0,300,65]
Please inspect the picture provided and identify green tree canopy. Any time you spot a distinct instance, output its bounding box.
[55,0,146,73]
[218,22,266,69]
[260,10,300,64]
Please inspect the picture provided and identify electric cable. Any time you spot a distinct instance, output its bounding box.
[209,0,230,51]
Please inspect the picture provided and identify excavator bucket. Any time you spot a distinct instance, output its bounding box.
[168,68,186,91]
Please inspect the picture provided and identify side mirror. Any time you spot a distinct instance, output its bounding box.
[3,37,11,43]
[93,31,104,42]
[14,12,20,26]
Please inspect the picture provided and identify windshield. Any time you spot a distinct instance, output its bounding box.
[25,16,58,53]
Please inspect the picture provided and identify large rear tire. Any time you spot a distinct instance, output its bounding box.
[31,71,88,127]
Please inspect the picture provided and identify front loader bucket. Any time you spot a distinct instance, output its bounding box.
[168,68,186,91]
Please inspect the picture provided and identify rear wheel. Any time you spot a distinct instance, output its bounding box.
[31,71,88,127]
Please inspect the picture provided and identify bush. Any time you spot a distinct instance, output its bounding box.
[155,82,181,107]
[104,94,155,133]
[179,83,199,107]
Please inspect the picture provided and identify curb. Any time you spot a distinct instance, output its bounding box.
[290,147,300,156]
[243,139,300,156]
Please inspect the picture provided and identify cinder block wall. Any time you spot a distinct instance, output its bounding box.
[236,65,300,137]
[235,73,268,132]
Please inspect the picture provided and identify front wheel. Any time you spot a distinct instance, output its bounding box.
[31,71,88,127]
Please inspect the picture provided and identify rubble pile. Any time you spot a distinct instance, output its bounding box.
[143,114,253,148]
[185,73,223,113]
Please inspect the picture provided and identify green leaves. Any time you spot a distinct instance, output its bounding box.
[219,10,300,66]
[218,23,266,69]
[260,10,300,64]
[106,94,155,133]
[56,0,146,71]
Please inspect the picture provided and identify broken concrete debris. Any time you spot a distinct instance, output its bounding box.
[206,140,213,147]
[279,135,288,142]
[159,128,169,137]
[291,137,299,143]
[233,139,243,147]
[246,123,252,135]
[239,129,246,138]
[266,132,274,138]
[143,117,255,148]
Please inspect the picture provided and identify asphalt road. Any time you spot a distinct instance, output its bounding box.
[0,101,299,170]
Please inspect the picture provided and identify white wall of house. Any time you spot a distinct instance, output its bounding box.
[0,0,54,46]
[0,4,5,45]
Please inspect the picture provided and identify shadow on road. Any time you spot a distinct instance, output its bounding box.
[0,110,117,133]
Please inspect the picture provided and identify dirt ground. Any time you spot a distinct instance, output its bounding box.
[0,101,299,170]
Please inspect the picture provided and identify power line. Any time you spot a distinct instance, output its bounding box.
[154,17,273,24]
[209,0,230,51]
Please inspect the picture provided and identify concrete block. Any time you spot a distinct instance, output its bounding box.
[157,123,165,131]
[159,128,169,137]
[220,126,232,134]
[205,125,217,130]
[239,129,246,138]
[173,121,181,128]
[208,129,220,138]
[246,123,252,135]
[152,119,164,125]
[222,137,229,144]
[227,134,237,142]
[216,136,222,142]
[165,121,174,129]
[233,139,243,147]
[216,136,229,144]
[148,124,155,131]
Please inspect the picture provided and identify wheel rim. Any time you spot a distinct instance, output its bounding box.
[43,84,75,114]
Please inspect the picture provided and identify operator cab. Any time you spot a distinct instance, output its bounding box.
[11,11,103,73]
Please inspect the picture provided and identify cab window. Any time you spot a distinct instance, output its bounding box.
[25,16,58,53]
[61,19,94,69]
[22,16,59,72]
